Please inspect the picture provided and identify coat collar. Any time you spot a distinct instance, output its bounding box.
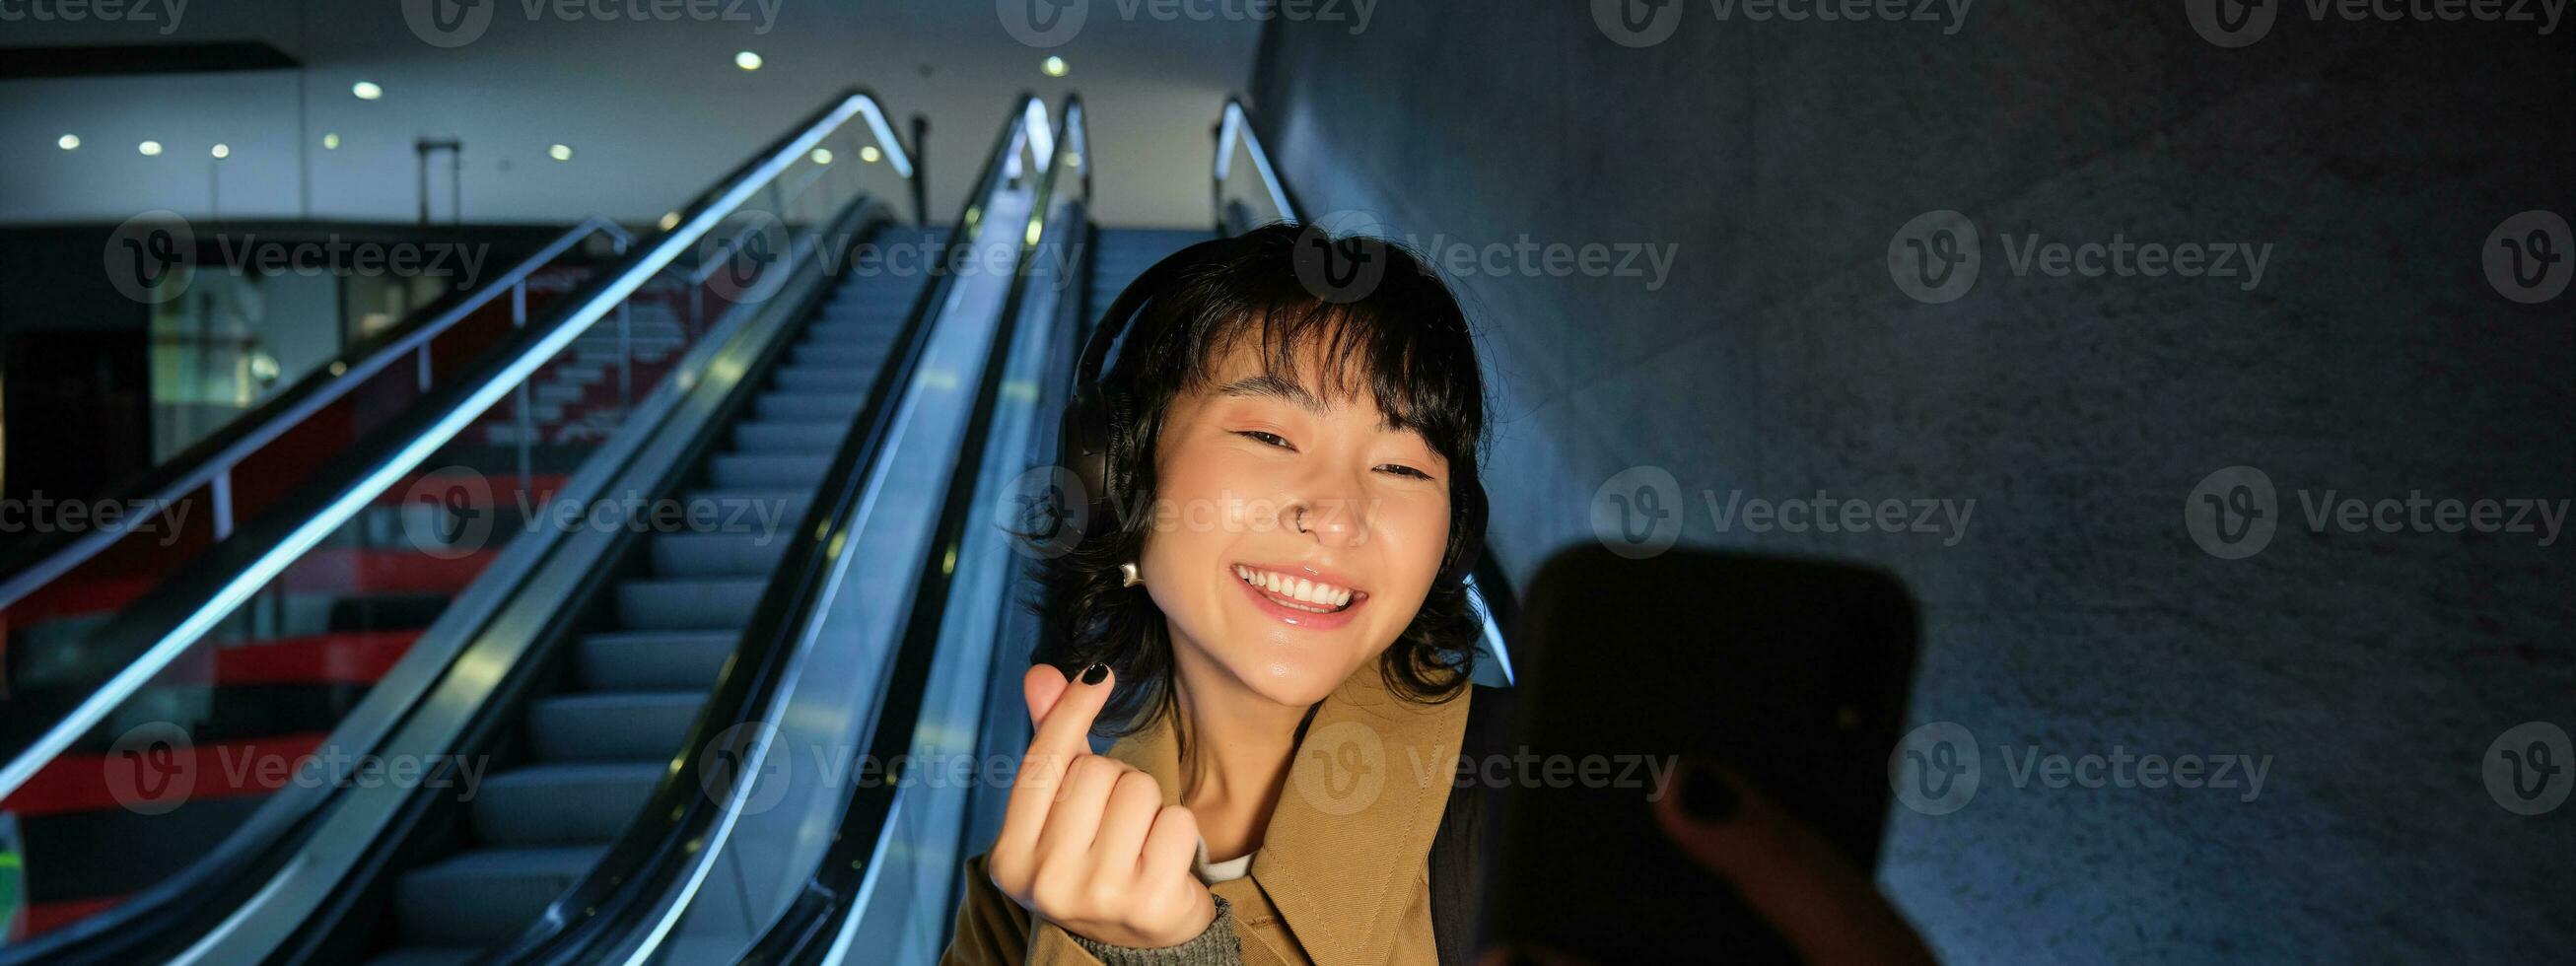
[1107,663,1472,966]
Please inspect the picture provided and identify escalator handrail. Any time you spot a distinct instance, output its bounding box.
[1209,95,1521,672]
[0,87,921,807]
[493,93,1059,965]
[1213,97,1302,230]
[731,93,1091,966]
[0,215,632,614]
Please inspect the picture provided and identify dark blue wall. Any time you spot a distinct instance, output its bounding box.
[1255,3,2571,961]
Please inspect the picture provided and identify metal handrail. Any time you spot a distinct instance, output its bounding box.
[731,93,1087,966]
[488,94,1056,964]
[0,87,921,806]
[0,216,630,613]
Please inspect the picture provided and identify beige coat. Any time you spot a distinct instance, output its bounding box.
[941,663,1475,965]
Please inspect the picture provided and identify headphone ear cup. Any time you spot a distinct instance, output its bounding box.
[1100,388,1135,522]
[1062,383,1112,523]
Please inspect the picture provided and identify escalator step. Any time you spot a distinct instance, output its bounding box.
[710,451,832,488]
[615,577,766,629]
[771,363,879,391]
[682,489,812,527]
[394,844,608,946]
[732,419,847,451]
[576,631,738,691]
[649,531,792,578]
[793,343,881,367]
[753,391,868,421]
[470,762,662,846]
[527,691,705,762]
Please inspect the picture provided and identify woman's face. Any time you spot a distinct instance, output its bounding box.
[1137,332,1453,711]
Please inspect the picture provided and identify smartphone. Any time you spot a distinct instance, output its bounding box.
[1490,544,1919,964]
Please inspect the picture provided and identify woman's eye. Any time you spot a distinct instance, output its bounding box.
[1235,430,1293,449]
[1378,463,1434,481]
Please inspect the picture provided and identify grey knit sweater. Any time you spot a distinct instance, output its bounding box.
[1066,895,1246,965]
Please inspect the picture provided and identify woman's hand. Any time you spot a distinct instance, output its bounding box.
[986,663,1218,949]
[1650,759,1939,966]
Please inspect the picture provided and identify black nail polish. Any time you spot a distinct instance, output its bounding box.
[1680,760,1738,824]
[1080,662,1109,685]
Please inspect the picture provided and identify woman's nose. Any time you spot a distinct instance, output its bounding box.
[1281,491,1365,545]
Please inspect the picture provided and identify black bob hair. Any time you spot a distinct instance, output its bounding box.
[1025,222,1492,736]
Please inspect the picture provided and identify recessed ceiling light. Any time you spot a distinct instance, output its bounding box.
[57,134,80,150]
[809,148,832,165]
[1041,55,1068,77]
[352,81,383,101]
[138,140,164,157]
[211,143,231,159]
[859,145,881,164]
[548,144,573,162]
[734,50,763,71]
[659,211,681,231]
[322,132,341,150]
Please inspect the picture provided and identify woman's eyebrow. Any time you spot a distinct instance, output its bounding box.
[1215,372,1327,414]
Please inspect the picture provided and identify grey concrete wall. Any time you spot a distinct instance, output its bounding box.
[1253,3,2571,962]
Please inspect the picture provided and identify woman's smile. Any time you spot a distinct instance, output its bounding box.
[1230,561,1371,629]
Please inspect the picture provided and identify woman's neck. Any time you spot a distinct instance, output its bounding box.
[1168,656,1312,862]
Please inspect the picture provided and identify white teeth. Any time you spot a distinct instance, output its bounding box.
[1233,566,1356,610]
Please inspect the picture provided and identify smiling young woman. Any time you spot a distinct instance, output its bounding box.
[940,224,1495,965]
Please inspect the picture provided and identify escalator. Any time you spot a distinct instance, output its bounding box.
[366,225,940,964]
[0,89,935,965]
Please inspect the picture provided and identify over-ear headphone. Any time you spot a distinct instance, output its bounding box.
[1056,230,1487,587]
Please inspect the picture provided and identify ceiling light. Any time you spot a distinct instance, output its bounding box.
[735,50,763,70]
[659,212,681,231]
[859,145,881,164]
[809,148,832,165]
[351,81,383,101]
[138,140,163,157]
[57,134,80,150]
[211,144,231,159]
[1041,56,1068,77]
[548,144,573,162]
[322,132,341,150]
